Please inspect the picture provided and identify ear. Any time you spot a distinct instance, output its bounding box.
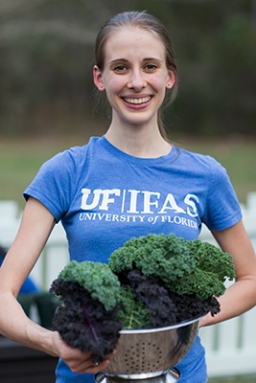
[166,70,176,90]
[93,65,105,91]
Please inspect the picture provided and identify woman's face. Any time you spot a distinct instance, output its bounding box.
[93,26,175,129]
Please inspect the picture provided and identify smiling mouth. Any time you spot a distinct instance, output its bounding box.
[123,96,151,105]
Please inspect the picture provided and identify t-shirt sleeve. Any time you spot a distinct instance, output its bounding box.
[23,150,77,222]
[202,157,242,231]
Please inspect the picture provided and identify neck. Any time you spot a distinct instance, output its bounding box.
[105,123,172,158]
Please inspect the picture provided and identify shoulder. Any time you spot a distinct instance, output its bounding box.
[23,137,103,218]
[177,147,227,179]
[176,149,242,230]
[178,147,220,167]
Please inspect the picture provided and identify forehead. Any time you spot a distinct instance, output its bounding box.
[104,26,166,60]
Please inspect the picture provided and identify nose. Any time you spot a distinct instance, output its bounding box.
[127,69,146,91]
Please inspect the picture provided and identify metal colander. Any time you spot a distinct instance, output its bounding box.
[103,316,201,379]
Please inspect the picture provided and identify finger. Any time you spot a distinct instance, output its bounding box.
[70,358,109,374]
[89,359,110,372]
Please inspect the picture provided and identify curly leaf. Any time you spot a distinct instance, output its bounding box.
[118,286,150,329]
[50,279,122,363]
[57,260,120,311]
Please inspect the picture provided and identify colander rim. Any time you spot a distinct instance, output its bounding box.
[119,313,205,334]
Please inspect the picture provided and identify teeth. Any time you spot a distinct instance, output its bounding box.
[124,97,151,105]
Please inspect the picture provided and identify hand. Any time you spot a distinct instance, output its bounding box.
[52,331,111,374]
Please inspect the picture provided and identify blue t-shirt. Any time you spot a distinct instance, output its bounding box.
[24,136,242,383]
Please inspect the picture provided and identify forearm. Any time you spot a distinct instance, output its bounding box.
[200,277,256,327]
[200,221,256,327]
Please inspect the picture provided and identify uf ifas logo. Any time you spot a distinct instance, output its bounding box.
[80,188,199,217]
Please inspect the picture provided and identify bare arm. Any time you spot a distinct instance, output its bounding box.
[200,220,256,327]
[0,197,110,373]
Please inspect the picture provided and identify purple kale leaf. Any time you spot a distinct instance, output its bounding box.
[122,269,178,327]
[166,291,220,323]
[117,268,220,327]
[50,279,122,363]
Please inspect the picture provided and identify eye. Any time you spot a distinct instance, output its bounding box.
[113,65,128,73]
[144,64,158,71]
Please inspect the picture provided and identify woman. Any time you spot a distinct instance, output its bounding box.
[0,11,256,383]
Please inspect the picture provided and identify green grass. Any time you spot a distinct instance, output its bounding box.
[208,375,256,383]
[1,133,255,208]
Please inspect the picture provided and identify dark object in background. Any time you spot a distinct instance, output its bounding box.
[34,292,60,329]
[0,336,58,383]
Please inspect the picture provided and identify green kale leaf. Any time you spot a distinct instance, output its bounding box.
[109,233,195,283]
[57,260,120,311]
[109,233,236,302]
[117,286,150,329]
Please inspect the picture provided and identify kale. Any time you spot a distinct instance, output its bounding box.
[116,268,220,328]
[166,292,220,323]
[49,233,235,359]
[109,234,195,282]
[49,262,122,363]
[109,233,235,301]
[117,286,151,329]
[119,269,178,328]
[57,260,120,311]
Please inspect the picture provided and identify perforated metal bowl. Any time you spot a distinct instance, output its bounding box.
[103,316,201,379]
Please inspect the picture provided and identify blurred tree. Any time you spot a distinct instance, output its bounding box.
[159,0,256,136]
[0,0,104,135]
[0,0,255,137]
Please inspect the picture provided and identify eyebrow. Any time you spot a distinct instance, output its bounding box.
[109,58,163,65]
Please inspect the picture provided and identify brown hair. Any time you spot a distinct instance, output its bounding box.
[94,11,178,139]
